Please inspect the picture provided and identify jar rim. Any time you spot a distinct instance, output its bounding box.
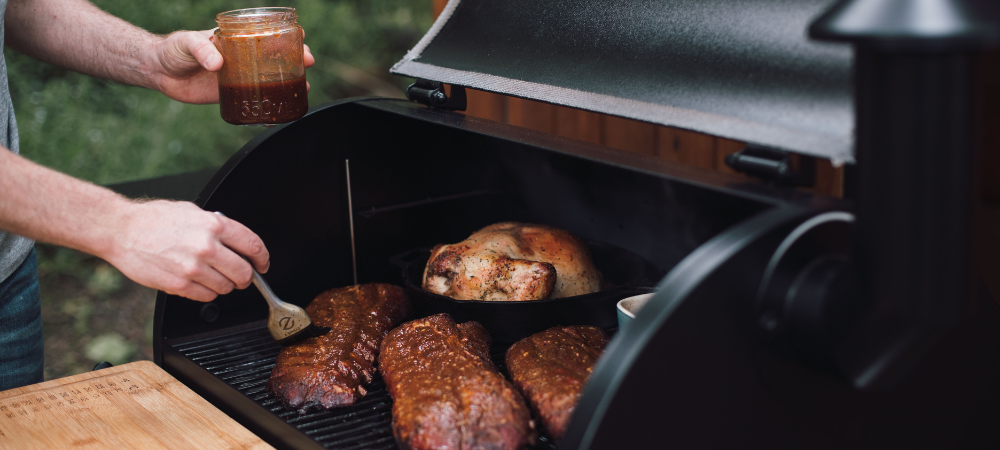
[216,7,297,24]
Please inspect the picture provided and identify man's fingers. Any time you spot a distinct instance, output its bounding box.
[168,29,302,75]
[189,30,223,71]
[207,243,255,290]
[304,43,315,68]
[108,200,271,302]
[185,258,238,295]
[216,216,271,274]
[164,276,219,303]
[157,30,222,78]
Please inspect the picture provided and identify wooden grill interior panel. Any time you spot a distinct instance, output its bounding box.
[430,1,845,198]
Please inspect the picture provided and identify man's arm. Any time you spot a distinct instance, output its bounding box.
[4,0,314,104]
[0,149,269,301]
[0,0,317,301]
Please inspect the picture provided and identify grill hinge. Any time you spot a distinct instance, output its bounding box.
[725,145,816,187]
[406,79,467,111]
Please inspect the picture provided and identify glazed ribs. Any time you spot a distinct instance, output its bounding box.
[505,325,610,441]
[379,313,535,450]
[267,283,412,412]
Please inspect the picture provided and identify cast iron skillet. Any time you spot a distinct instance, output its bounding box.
[390,241,663,344]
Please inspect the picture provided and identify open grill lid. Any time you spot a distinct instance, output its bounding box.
[392,0,855,164]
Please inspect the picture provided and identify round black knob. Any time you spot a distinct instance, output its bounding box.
[200,302,221,323]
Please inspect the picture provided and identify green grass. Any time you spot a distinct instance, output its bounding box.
[7,0,432,379]
[7,0,432,184]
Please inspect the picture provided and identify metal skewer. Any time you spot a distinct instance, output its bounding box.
[346,159,358,285]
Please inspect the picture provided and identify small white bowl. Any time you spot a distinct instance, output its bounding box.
[617,293,655,331]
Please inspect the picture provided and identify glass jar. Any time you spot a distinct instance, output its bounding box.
[214,7,308,125]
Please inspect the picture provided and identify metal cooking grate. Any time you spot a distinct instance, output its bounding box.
[171,324,558,450]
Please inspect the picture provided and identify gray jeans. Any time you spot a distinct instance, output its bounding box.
[0,248,42,390]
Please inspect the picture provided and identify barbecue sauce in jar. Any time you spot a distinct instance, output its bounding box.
[214,8,307,125]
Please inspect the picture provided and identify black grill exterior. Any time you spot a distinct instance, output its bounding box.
[147,0,1000,441]
[155,98,780,449]
[151,96,1000,449]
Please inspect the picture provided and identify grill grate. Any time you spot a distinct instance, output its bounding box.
[171,324,557,450]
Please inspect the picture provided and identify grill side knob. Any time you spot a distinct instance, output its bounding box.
[200,303,221,323]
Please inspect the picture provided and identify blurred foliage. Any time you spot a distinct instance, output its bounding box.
[37,244,156,379]
[84,332,137,365]
[6,0,432,185]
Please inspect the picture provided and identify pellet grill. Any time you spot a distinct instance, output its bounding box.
[152,0,1000,448]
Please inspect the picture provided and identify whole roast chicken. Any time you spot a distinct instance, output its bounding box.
[422,222,602,301]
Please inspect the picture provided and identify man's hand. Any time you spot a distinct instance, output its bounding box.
[0,149,271,303]
[4,0,315,105]
[149,29,316,104]
[105,200,270,302]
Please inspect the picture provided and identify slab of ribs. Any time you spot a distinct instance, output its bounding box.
[506,325,610,441]
[267,283,412,412]
[380,313,535,450]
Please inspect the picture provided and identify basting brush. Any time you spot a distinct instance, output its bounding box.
[249,265,332,345]
[214,212,331,345]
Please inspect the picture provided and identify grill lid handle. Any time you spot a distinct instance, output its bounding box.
[405,79,467,111]
[725,145,817,187]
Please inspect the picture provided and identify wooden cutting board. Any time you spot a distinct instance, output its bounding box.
[0,360,273,450]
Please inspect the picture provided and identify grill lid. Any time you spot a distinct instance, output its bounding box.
[392,0,855,163]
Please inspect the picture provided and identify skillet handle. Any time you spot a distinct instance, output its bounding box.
[388,247,433,269]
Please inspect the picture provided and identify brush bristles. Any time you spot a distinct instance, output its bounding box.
[277,325,333,345]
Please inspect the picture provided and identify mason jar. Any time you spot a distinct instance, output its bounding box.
[214,7,308,125]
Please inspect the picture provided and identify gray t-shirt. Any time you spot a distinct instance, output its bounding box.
[0,0,35,283]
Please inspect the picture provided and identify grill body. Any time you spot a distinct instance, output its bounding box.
[156,98,822,449]
[152,0,1000,444]
[153,98,1000,449]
